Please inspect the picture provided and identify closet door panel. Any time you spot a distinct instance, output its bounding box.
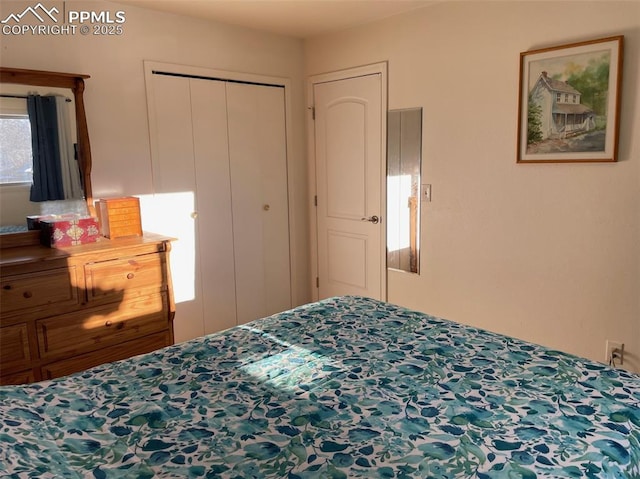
[226,83,291,324]
[151,75,196,193]
[149,74,204,341]
[189,79,237,333]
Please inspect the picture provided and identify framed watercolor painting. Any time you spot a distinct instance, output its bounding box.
[517,36,623,163]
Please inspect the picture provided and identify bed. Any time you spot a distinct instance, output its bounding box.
[1,296,639,478]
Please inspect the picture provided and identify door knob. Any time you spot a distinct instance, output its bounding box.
[361,215,379,224]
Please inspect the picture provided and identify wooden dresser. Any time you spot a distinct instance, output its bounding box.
[0,233,175,385]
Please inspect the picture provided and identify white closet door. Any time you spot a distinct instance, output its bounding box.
[226,83,292,324]
[148,70,292,337]
[149,74,205,341]
[190,78,238,333]
[150,75,238,340]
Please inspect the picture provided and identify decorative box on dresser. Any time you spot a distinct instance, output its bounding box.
[0,232,175,385]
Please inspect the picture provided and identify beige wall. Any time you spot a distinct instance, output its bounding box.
[0,0,311,309]
[305,1,640,372]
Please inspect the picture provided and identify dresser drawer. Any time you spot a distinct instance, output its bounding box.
[85,253,166,303]
[0,368,36,386]
[41,331,171,380]
[1,267,79,317]
[0,323,31,369]
[37,294,169,359]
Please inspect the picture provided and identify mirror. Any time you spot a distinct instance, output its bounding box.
[0,67,92,245]
[387,107,422,274]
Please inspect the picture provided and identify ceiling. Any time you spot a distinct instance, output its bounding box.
[113,0,440,39]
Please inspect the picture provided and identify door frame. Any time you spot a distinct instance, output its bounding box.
[307,62,388,302]
[143,60,299,310]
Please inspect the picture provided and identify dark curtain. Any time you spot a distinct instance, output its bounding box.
[27,94,64,202]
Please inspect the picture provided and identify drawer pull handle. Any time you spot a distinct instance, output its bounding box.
[105,320,113,327]
[3,285,11,290]
[23,291,33,299]
[127,273,135,280]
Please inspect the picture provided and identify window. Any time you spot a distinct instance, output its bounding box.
[556,93,561,102]
[0,114,32,184]
[0,96,32,185]
[564,94,569,102]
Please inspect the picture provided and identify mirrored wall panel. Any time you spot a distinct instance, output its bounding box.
[387,108,422,274]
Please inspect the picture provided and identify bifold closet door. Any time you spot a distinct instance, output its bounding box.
[226,83,292,325]
[150,74,237,339]
[190,79,238,333]
[149,72,291,337]
[150,74,205,341]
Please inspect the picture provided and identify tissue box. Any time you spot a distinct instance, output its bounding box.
[95,197,142,239]
[27,213,78,230]
[39,216,100,248]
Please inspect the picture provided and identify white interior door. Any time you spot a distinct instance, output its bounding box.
[227,82,292,324]
[313,71,386,300]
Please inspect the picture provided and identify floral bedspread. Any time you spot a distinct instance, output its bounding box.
[1,296,639,478]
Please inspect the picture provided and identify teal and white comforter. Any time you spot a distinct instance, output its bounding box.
[1,296,639,478]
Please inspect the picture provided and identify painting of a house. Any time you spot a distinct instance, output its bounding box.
[529,71,596,142]
[518,36,622,162]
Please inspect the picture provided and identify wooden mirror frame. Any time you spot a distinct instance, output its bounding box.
[0,67,93,248]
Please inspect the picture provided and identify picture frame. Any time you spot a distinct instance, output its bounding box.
[517,35,623,163]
